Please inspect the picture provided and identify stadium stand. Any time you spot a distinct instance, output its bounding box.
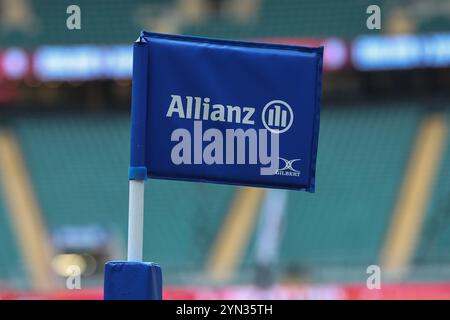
[1,0,438,46]
[183,0,385,39]
[1,0,449,47]
[243,106,422,281]
[2,105,428,286]
[1,0,450,47]
[0,187,25,287]
[11,115,235,283]
[2,0,450,297]
[0,0,143,46]
[415,111,450,265]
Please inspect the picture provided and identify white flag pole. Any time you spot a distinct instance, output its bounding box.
[127,180,145,261]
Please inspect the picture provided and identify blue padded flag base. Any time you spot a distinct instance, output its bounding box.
[104,261,162,300]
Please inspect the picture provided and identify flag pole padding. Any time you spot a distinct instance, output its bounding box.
[127,179,144,261]
[104,261,162,300]
[103,178,163,300]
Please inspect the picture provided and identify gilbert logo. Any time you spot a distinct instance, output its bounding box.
[276,157,301,177]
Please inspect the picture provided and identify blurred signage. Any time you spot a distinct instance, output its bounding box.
[0,48,30,80]
[33,45,133,81]
[352,32,450,70]
[2,32,450,81]
[52,225,111,251]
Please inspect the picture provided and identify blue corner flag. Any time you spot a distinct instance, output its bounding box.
[129,31,323,192]
[105,31,323,300]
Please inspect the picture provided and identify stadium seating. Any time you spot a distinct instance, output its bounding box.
[183,0,384,39]
[12,115,235,283]
[15,107,419,279]
[1,0,144,46]
[4,106,450,286]
[0,0,450,46]
[4,0,450,47]
[243,106,422,280]
[0,188,25,287]
[415,111,450,265]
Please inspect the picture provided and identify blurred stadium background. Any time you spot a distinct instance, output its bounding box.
[1,0,450,299]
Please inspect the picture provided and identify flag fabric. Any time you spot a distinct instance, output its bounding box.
[129,31,323,191]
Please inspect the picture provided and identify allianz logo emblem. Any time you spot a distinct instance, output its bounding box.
[262,100,294,134]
